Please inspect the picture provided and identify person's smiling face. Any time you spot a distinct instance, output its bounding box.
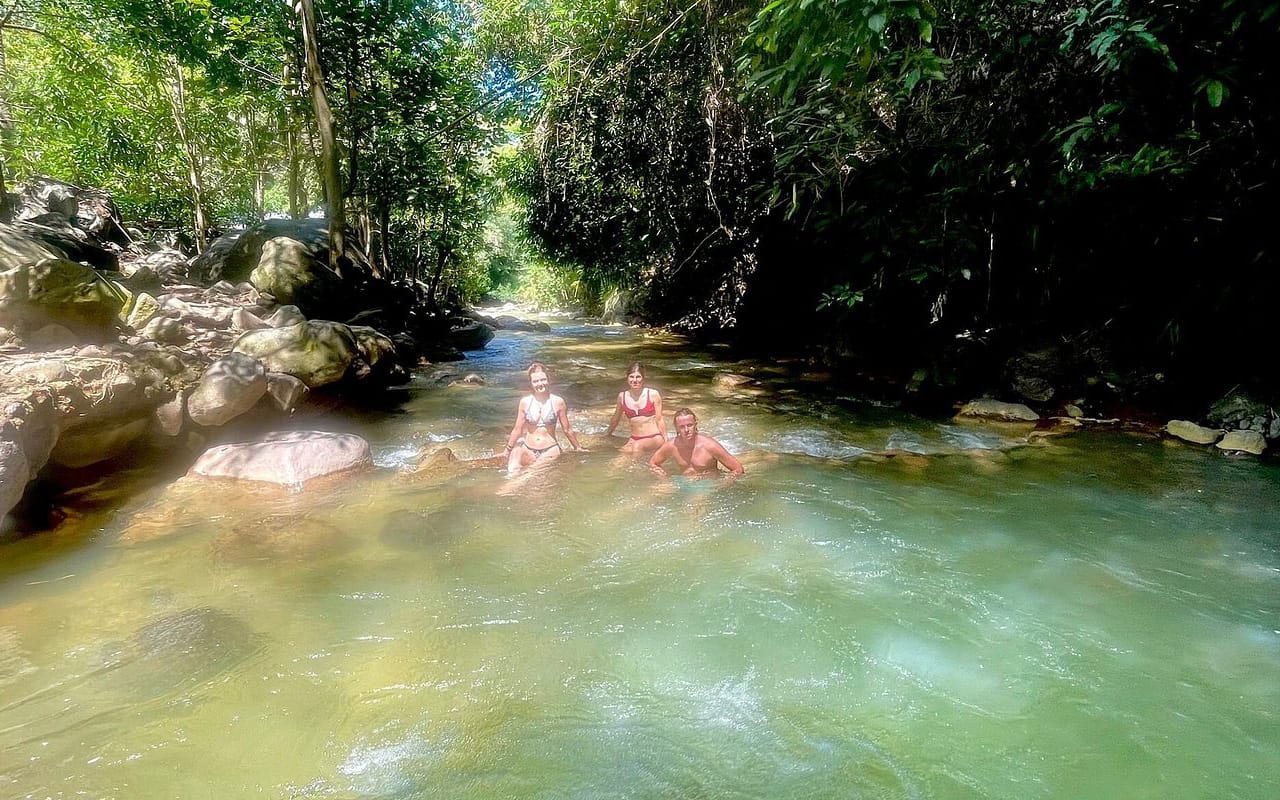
[627,370,644,391]
[530,370,549,394]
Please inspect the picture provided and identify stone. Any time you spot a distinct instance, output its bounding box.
[1207,393,1271,430]
[957,399,1040,422]
[266,304,305,328]
[154,392,186,436]
[248,236,339,316]
[0,252,124,334]
[1216,430,1266,455]
[50,416,149,468]
[349,325,408,385]
[713,372,756,388]
[141,316,188,345]
[1165,420,1223,445]
[26,323,77,351]
[187,431,373,485]
[231,307,269,331]
[187,353,268,427]
[265,372,308,413]
[1065,404,1084,419]
[1,388,59,520]
[126,292,161,330]
[232,320,359,388]
[446,318,494,351]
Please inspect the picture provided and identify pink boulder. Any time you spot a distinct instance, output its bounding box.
[188,431,372,486]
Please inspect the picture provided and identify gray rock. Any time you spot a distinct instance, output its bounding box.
[0,249,124,334]
[446,318,494,351]
[957,399,1040,422]
[50,416,150,468]
[1216,430,1266,455]
[265,372,308,413]
[1165,420,1223,445]
[27,323,77,351]
[349,325,408,385]
[187,353,268,427]
[232,320,358,388]
[154,392,186,436]
[187,430,372,485]
[1207,393,1270,430]
[231,308,269,331]
[266,304,305,328]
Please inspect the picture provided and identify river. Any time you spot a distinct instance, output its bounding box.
[1,317,1278,799]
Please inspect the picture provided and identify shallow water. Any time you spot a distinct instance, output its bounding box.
[1,318,1278,799]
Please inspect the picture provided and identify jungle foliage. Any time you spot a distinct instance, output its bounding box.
[500,0,1280,403]
[0,0,508,302]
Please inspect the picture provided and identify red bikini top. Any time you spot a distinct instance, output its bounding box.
[622,388,656,419]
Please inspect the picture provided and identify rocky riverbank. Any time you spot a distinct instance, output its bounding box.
[0,178,529,531]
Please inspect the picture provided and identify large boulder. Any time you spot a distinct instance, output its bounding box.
[248,236,339,314]
[349,325,409,386]
[446,317,494,351]
[15,215,118,270]
[12,176,131,247]
[1164,420,1223,445]
[232,320,359,388]
[1216,430,1267,455]
[187,431,372,485]
[0,249,124,335]
[189,218,331,285]
[186,353,268,427]
[1,386,58,521]
[0,353,170,460]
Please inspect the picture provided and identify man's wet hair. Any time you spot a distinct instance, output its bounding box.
[673,407,696,421]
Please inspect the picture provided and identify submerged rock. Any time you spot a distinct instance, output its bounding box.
[188,430,373,485]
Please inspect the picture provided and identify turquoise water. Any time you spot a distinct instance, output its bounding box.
[1,319,1277,798]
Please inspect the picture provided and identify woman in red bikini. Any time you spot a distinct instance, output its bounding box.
[605,362,667,454]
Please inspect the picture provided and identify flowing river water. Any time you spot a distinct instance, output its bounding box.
[1,317,1278,799]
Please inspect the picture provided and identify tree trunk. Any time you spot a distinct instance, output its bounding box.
[282,58,304,219]
[0,23,17,220]
[296,0,344,277]
[164,58,209,252]
[378,198,391,278]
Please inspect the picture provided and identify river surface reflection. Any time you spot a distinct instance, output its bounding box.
[1,317,1278,798]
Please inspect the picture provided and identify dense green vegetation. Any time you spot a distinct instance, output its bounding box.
[3,1,1277,405]
[492,0,1279,406]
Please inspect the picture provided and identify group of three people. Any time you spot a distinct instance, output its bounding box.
[502,361,743,478]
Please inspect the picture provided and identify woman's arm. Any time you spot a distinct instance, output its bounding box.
[651,390,666,439]
[558,399,584,450]
[503,398,527,455]
[604,393,624,436]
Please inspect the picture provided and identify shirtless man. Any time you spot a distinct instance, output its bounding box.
[649,408,744,478]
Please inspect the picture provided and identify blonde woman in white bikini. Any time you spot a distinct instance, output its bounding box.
[503,362,584,476]
[605,362,667,454]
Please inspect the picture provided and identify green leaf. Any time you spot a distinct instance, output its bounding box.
[1205,79,1225,108]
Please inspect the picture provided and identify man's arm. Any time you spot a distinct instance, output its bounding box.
[649,442,675,476]
[710,438,744,476]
